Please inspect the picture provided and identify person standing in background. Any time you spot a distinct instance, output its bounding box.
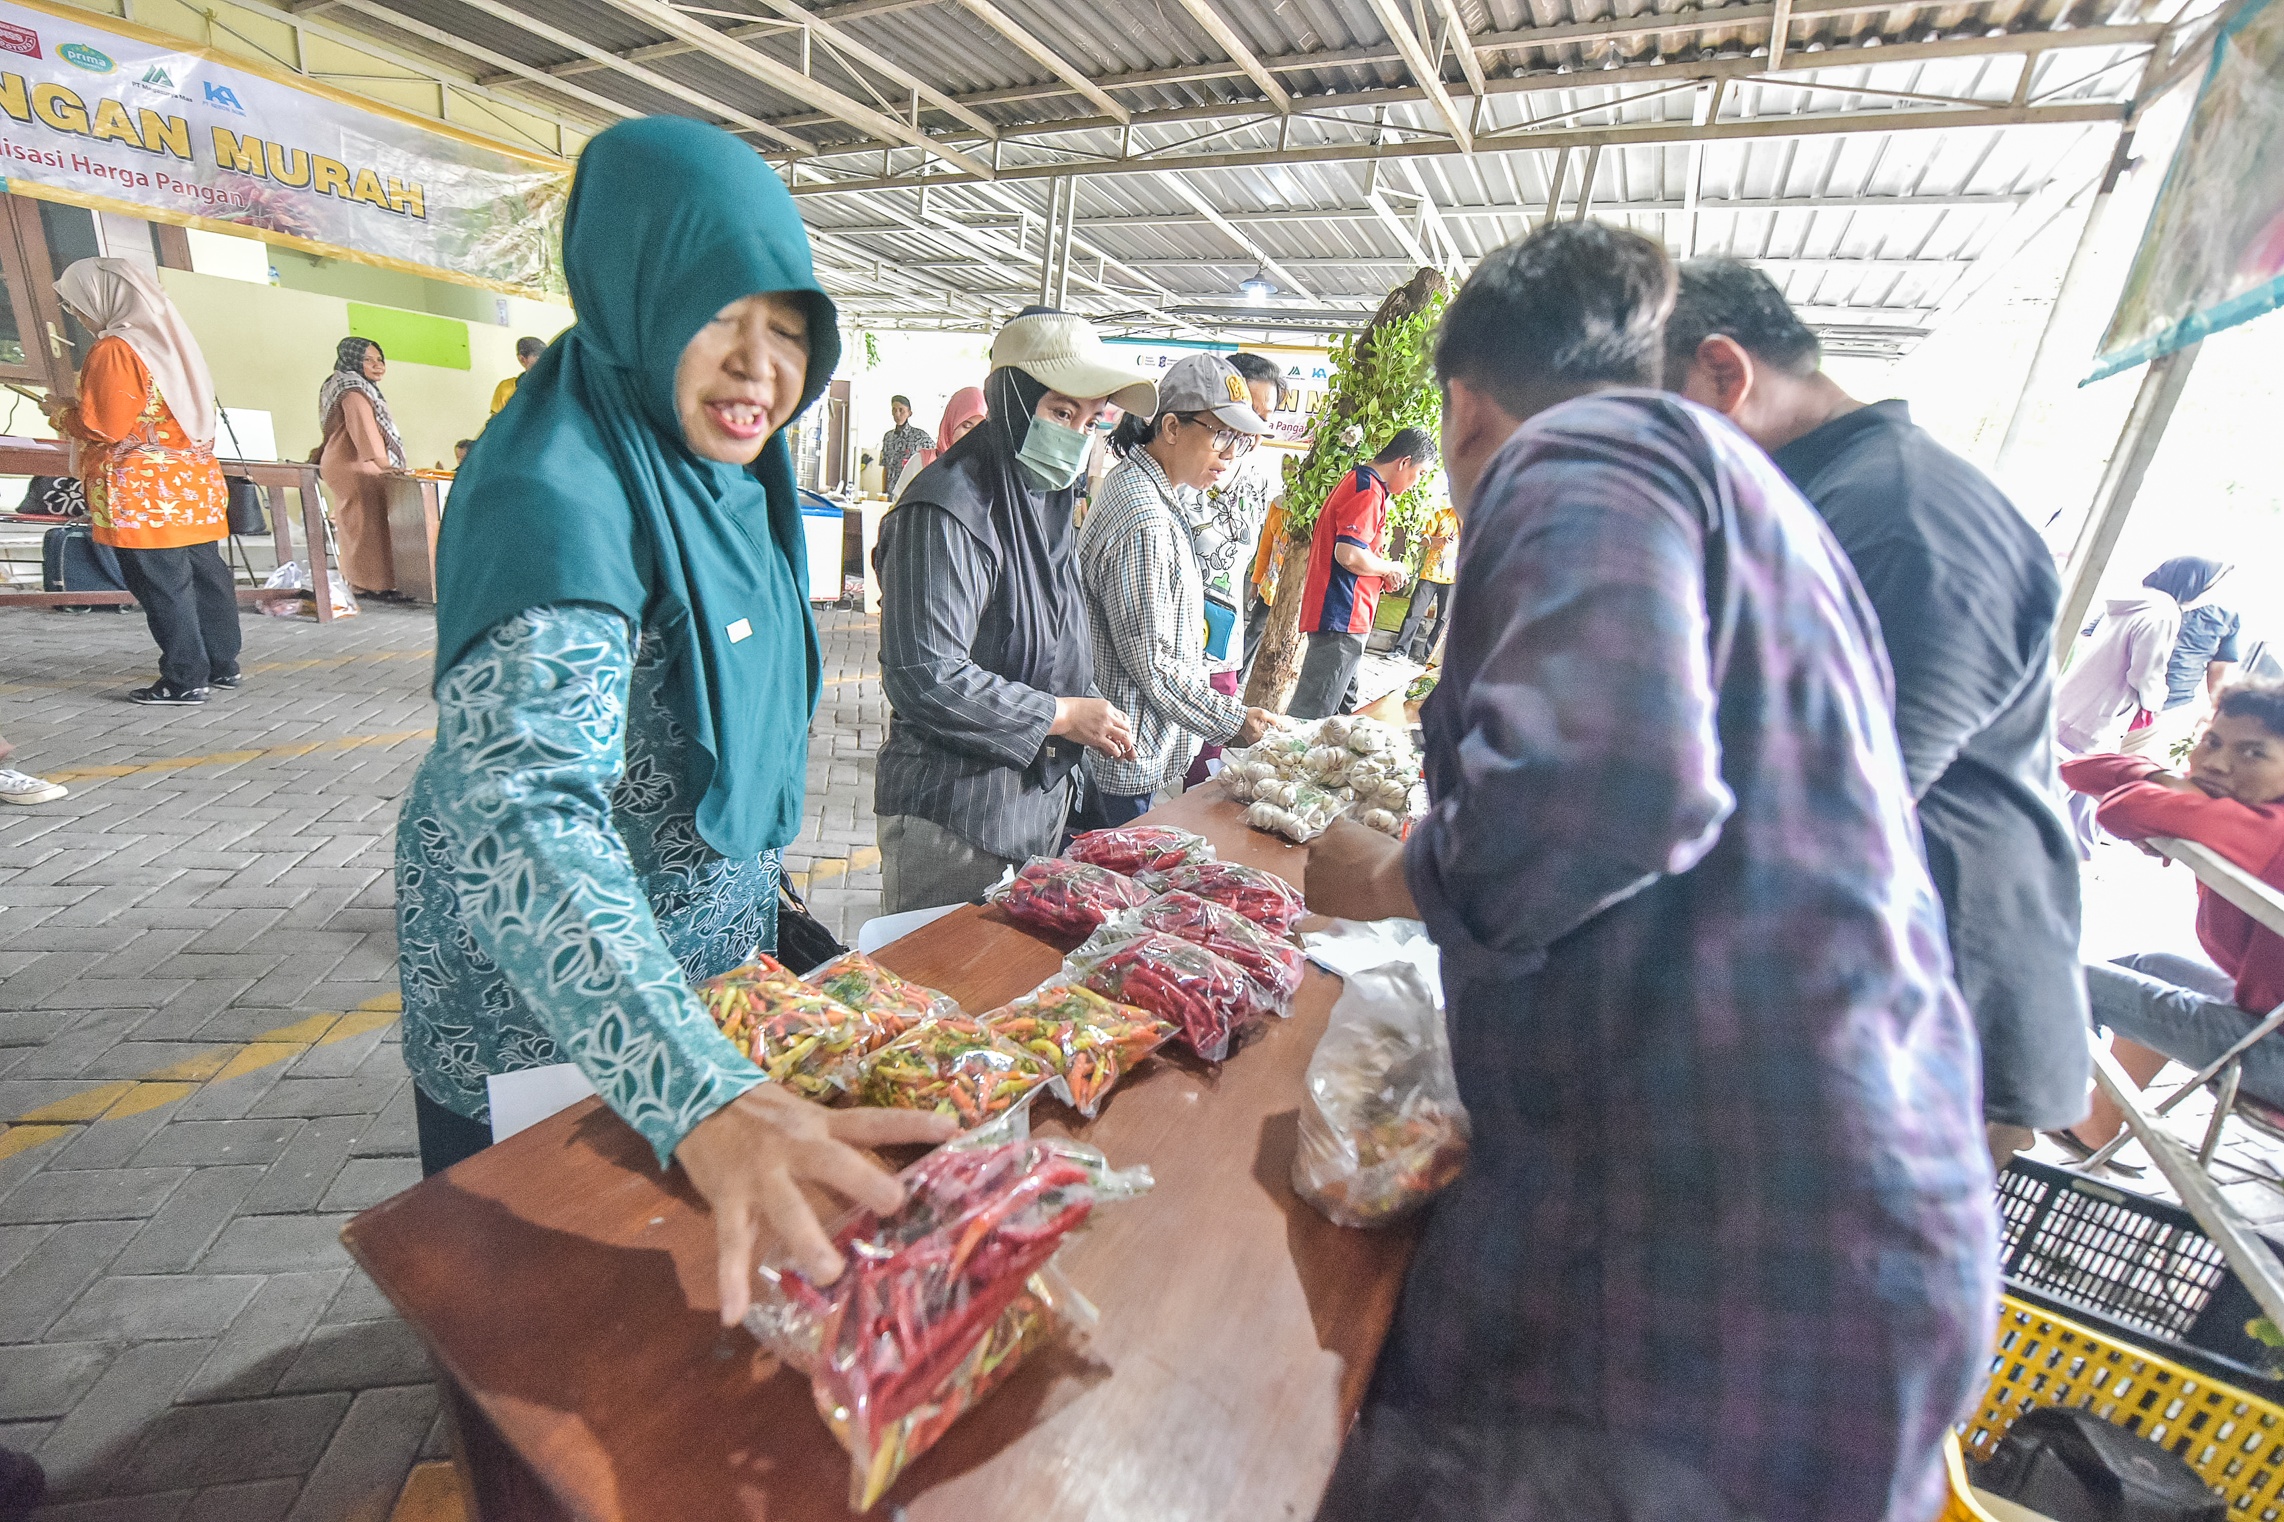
[490,335,545,414]
[1287,429,1429,720]
[889,386,986,501]
[1393,494,1457,664]
[2124,580,2243,758]
[318,337,405,601]
[879,394,931,497]
[1663,257,2089,1164]
[1184,351,1284,783]
[44,258,239,706]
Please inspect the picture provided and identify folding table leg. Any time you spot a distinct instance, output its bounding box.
[2199,1061,2242,1168]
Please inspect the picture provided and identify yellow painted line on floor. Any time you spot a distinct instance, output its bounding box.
[0,993,406,1162]
[0,648,434,694]
[787,845,881,892]
[43,727,435,783]
[389,1459,469,1522]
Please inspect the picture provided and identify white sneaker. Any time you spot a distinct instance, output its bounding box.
[0,768,66,805]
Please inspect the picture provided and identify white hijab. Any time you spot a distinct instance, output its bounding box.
[53,257,219,446]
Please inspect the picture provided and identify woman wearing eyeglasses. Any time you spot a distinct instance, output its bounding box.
[1075,353,1280,830]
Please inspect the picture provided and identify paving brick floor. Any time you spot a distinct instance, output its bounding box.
[0,598,883,1520]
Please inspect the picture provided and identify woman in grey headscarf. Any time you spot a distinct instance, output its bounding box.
[318,336,406,599]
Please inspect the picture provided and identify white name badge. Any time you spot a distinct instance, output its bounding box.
[726,618,752,644]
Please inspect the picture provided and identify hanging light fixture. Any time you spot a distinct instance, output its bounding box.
[1239,266,1277,303]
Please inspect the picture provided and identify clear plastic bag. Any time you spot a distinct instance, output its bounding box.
[1112,891,1304,1014]
[988,856,1152,939]
[1064,824,1215,876]
[1243,780,1349,843]
[851,1016,1055,1125]
[1140,859,1308,936]
[805,950,961,1039]
[1293,961,1471,1229]
[984,983,1174,1117]
[746,1128,1153,1511]
[697,954,888,1099]
[1065,927,1264,1062]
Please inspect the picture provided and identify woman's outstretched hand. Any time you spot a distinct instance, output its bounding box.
[676,1083,959,1326]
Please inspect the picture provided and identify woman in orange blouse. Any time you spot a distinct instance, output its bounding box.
[318,337,404,598]
[45,258,237,706]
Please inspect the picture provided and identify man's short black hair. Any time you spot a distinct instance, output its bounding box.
[1665,258,1821,383]
[2218,680,2284,740]
[1374,426,1437,466]
[1435,222,1675,413]
[891,394,912,411]
[1227,351,1287,409]
[514,335,544,360]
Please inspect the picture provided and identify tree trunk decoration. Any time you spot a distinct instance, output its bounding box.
[1244,266,1450,712]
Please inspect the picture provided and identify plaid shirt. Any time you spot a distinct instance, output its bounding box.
[1380,393,1995,1522]
[1078,451,1244,797]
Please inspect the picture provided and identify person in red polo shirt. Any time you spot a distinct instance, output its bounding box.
[1291,427,1434,719]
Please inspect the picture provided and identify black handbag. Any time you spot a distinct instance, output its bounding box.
[774,879,848,975]
[1971,1407,2224,1521]
[225,477,268,536]
[17,474,85,518]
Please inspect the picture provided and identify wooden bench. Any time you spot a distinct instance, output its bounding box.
[0,440,338,622]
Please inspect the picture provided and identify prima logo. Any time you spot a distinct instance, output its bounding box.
[58,42,114,73]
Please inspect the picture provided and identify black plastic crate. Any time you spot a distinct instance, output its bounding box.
[1997,1156,2284,1392]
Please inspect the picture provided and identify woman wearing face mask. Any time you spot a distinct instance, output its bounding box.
[394,119,954,1319]
[1077,353,1278,829]
[875,308,1155,913]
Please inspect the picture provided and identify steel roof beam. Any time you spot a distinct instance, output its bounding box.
[1169,0,1291,112]
[442,0,815,151]
[1361,0,1473,151]
[1159,172,1318,303]
[786,98,2127,195]
[1428,0,1488,98]
[595,0,994,176]
[308,0,634,132]
[750,0,1001,139]
[949,0,1130,123]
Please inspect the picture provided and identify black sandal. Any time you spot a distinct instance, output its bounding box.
[2044,1128,2146,1178]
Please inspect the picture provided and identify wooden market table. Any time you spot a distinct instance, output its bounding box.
[0,439,337,620]
[343,787,1417,1520]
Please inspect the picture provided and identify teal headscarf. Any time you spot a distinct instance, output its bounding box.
[433,117,840,859]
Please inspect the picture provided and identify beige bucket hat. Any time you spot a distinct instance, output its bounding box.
[990,311,1158,415]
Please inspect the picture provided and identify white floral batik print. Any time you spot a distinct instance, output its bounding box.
[395,605,781,1165]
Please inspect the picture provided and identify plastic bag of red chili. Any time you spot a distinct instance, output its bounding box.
[1112,891,1305,1013]
[987,856,1151,939]
[745,1127,1153,1512]
[1139,859,1308,936]
[1064,928,1264,1062]
[1063,823,1215,876]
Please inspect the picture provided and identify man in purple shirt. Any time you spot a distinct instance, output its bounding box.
[1306,224,1994,1522]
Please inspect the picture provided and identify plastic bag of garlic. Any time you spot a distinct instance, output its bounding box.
[1217,716,1426,843]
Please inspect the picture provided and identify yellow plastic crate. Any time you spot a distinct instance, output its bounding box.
[1964,1294,2284,1515]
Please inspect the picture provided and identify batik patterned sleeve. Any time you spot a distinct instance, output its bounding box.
[1403,449,1736,967]
[427,603,765,1166]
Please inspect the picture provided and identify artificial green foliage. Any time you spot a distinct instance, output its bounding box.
[1282,281,1449,541]
[862,332,883,370]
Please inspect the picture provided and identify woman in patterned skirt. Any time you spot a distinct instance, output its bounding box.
[393,117,953,1320]
[45,258,238,705]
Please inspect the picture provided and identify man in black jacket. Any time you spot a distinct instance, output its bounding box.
[1664,259,2089,1163]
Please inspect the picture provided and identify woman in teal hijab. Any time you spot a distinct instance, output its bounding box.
[396,117,952,1320]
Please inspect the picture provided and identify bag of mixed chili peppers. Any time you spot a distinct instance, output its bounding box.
[745,1129,1153,1511]
[1293,961,1471,1229]
[984,983,1175,1117]
[987,855,1152,939]
[804,950,961,1039]
[1114,891,1305,1013]
[1063,823,1215,876]
[1138,859,1308,936]
[698,955,888,1099]
[1064,929,1263,1062]
[852,1017,1054,1125]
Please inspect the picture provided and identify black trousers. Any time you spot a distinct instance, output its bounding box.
[415,1086,494,1177]
[1395,578,1451,662]
[115,541,242,692]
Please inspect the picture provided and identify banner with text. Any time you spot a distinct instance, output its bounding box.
[0,0,568,295]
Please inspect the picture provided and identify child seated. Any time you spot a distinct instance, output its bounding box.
[2063,680,2284,1155]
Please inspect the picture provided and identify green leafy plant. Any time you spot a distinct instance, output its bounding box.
[862,332,882,371]
[1282,283,1449,543]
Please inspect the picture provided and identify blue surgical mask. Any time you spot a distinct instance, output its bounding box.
[1016,414,1093,491]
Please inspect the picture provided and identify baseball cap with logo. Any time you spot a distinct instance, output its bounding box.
[1154,353,1272,436]
[990,310,1158,415]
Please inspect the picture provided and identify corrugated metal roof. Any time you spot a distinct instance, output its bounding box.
[317,0,2206,341]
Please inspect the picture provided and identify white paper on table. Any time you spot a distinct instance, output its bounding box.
[1300,918,1443,1007]
[487,1062,597,1143]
